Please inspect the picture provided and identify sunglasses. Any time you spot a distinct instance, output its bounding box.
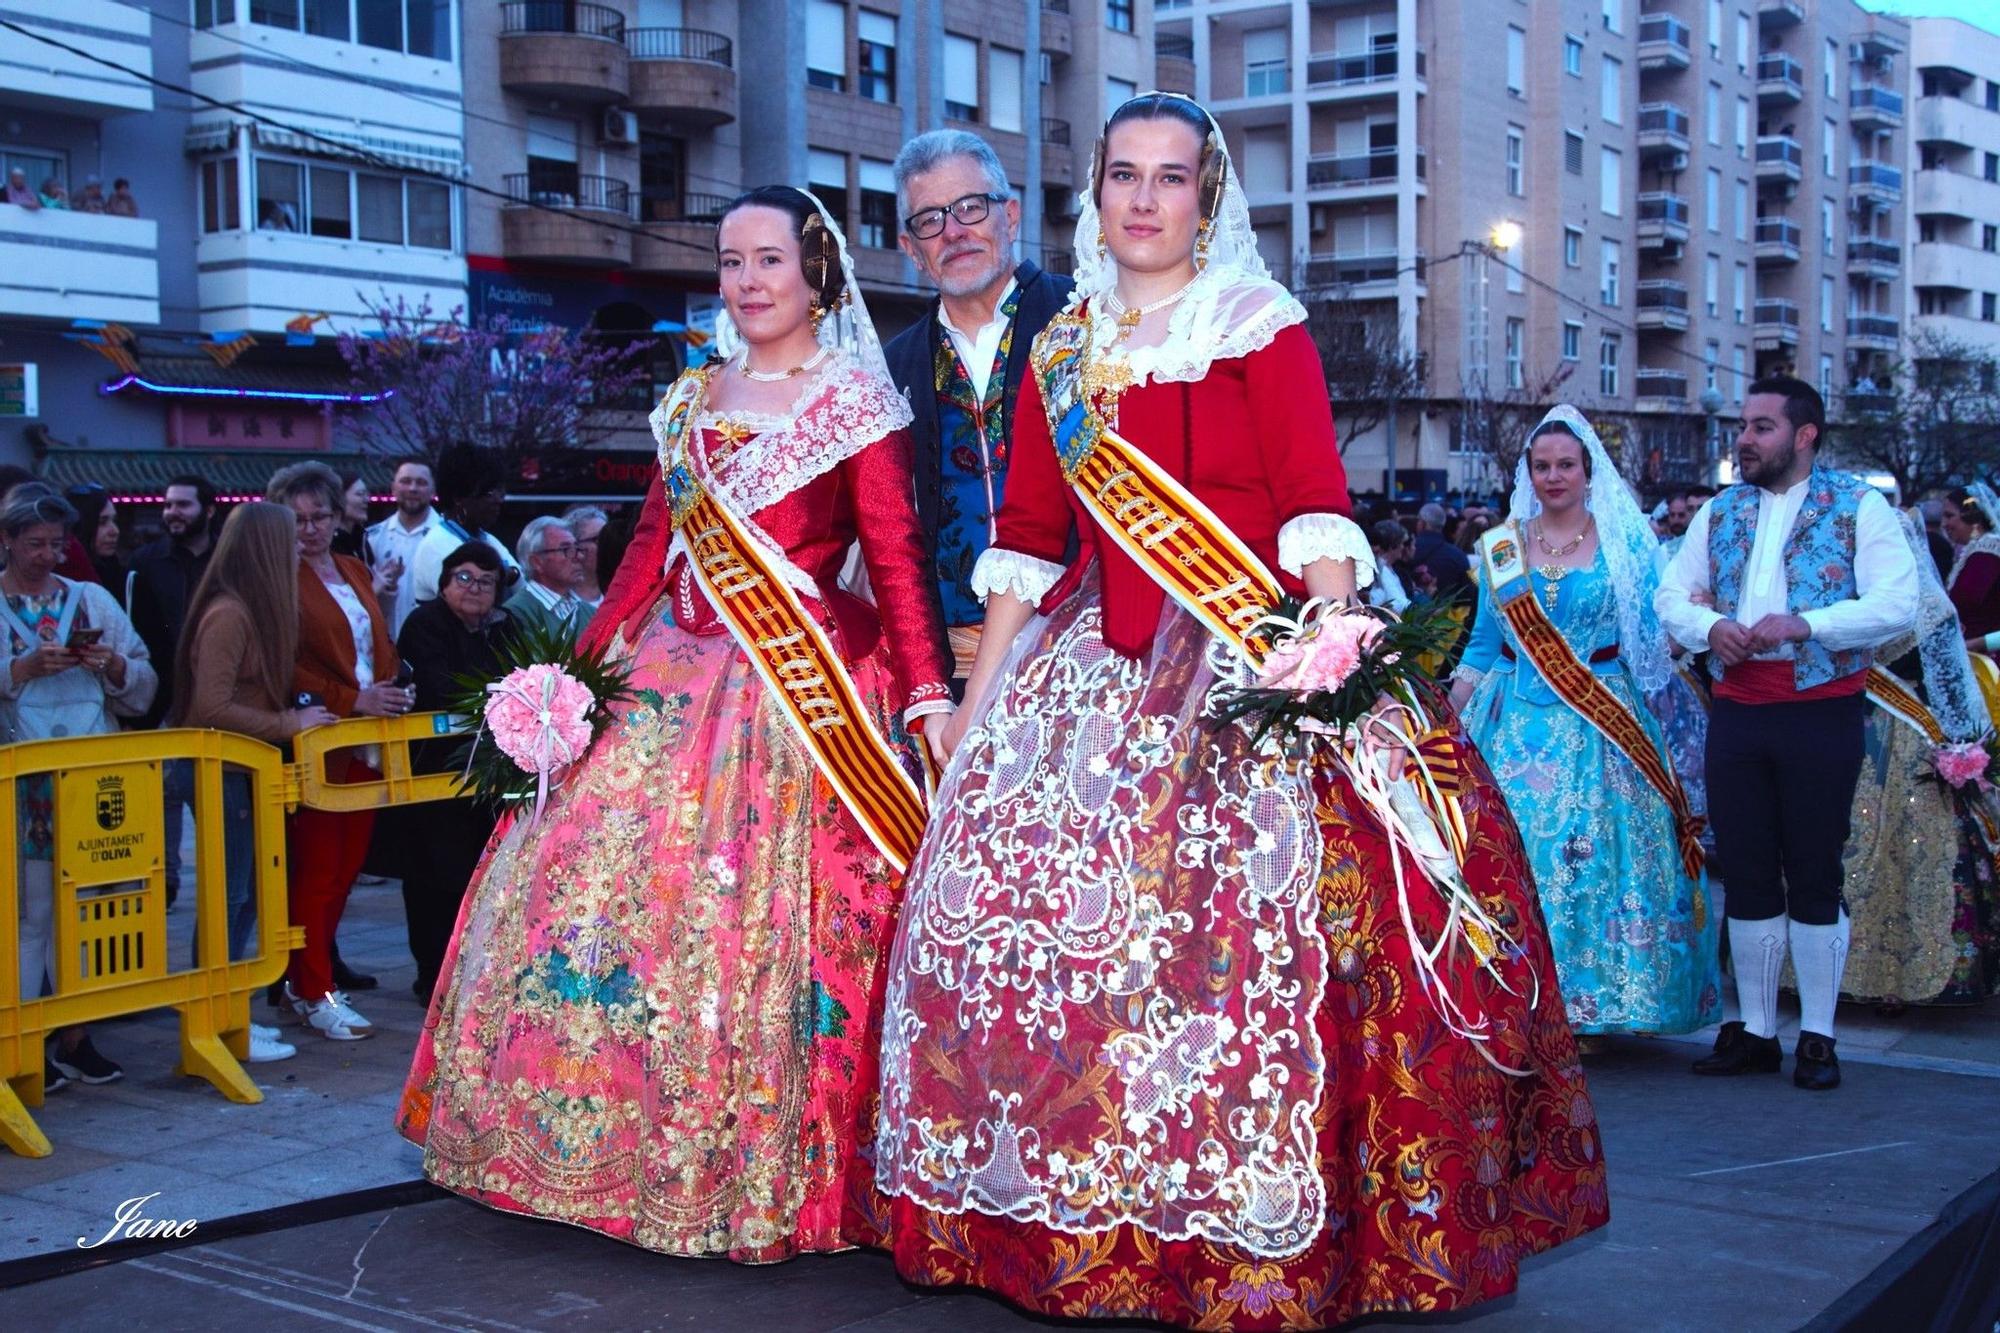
[903,191,1008,240]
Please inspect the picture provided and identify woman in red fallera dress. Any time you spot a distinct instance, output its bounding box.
[398,186,952,1262]
[861,94,1608,1329]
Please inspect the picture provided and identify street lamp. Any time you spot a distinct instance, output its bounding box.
[1489,220,1524,253]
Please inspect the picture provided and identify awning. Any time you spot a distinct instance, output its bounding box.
[38,449,394,501]
[184,121,239,156]
[250,125,467,178]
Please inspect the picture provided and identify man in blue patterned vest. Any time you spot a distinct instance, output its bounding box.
[885,131,1073,691]
[1657,376,1917,1090]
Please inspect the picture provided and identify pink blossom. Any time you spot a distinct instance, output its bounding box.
[487,663,596,776]
[1934,741,1991,790]
[1256,610,1386,696]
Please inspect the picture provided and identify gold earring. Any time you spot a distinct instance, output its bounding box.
[809,297,825,333]
[1195,217,1213,268]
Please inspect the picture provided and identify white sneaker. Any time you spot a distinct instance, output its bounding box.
[274,982,311,1020]
[250,1022,283,1041]
[303,992,374,1041]
[247,1031,297,1062]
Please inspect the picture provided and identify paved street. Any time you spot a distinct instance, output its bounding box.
[3,875,1998,1329]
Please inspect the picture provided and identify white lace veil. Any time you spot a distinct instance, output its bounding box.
[1507,404,1673,696]
[1966,480,2000,534]
[711,187,900,392]
[1890,507,1989,742]
[1072,92,1304,384]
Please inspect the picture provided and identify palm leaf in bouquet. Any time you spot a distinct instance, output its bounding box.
[445,616,636,813]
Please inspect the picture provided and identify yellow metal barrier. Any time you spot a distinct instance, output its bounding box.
[0,713,465,1157]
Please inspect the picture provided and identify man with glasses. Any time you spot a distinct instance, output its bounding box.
[885,131,1073,689]
[560,504,610,610]
[503,516,593,642]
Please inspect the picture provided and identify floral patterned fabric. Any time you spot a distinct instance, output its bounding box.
[931,288,1017,627]
[863,581,1609,1328]
[1816,705,2000,1006]
[1460,555,1721,1035]
[398,593,919,1262]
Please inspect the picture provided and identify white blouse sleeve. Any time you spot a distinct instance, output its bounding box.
[970,547,1066,606]
[1277,512,1376,589]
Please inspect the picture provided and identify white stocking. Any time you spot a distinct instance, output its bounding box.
[1789,912,1851,1040]
[1728,914,1788,1039]
[1713,880,1741,1024]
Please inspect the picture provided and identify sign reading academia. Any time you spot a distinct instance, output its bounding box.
[56,761,162,886]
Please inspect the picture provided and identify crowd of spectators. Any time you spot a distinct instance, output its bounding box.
[5,167,140,216]
[0,455,623,1087]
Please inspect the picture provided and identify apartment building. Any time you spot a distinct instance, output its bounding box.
[460,0,1151,381]
[2,0,464,484]
[1909,17,2000,367]
[1158,0,1908,495]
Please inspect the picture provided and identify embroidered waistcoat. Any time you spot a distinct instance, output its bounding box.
[1708,465,1872,690]
[931,291,1018,625]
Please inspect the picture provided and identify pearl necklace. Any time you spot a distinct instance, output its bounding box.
[739,346,829,382]
[1104,274,1201,331]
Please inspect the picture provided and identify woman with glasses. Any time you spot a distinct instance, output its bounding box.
[2,482,157,1091]
[392,541,515,1003]
[870,95,1605,1329]
[265,462,414,1042]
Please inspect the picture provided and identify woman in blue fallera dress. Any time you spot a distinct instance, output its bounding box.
[1450,407,1720,1035]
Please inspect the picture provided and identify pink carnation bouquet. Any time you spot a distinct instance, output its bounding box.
[1933,739,1998,793]
[449,616,633,818]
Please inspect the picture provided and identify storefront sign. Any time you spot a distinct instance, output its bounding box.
[0,363,38,417]
[166,404,330,451]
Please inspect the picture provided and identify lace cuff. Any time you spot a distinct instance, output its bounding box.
[1277,513,1375,589]
[905,695,955,727]
[1449,664,1485,690]
[970,547,1065,606]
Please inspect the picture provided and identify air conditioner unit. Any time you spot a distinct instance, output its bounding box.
[601,108,640,145]
[1665,151,1690,172]
[1849,41,1865,60]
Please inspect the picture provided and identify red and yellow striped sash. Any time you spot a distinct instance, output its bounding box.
[1479,527,1706,880]
[1865,666,1945,744]
[675,487,926,872]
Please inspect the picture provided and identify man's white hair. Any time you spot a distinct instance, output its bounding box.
[516,515,574,570]
[891,130,1011,216]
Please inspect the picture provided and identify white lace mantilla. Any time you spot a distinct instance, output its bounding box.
[1276,512,1376,587]
[970,547,1066,606]
[1075,273,1305,393]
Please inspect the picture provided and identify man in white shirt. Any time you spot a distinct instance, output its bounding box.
[882,130,1074,689]
[365,457,441,636]
[410,444,519,605]
[1656,376,1917,1091]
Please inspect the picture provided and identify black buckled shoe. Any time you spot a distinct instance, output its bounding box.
[1691,1021,1783,1076]
[1793,1032,1841,1090]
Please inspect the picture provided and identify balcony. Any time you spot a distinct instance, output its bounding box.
[9,0,152,117]
[1914,168,2000,223]
[1848,161,1904,209]
[1755,215,1801,264]
[501,173,633,266]
[1758,0,1804,29]
[1916,95,1982,150]
[1755,135,1803,187]
[632,191,730,277]
[1306,45,1423,90]
[1855,25,1905,61]
[1157,32,1195,95]
[1041,0,1073,59]
[1845,385,1896,416]
[1638,13,1692,73]
[1848,85,1904,130]
[500,1,630,104]
[1042,118,1075,186]
[1847,236,1901,281]
[0,205,158,325]
[627,28,736,126]
[1847,313,1900,350]
[1636,368,1690,409]
[1305,147,1424,193]
[1298,251,1404,288]
[1754,298,1801,349]
[1638,103,1691,159]
[1637,280,1691,332]
[1636,192,1691,250]
[1757,54,1804,106]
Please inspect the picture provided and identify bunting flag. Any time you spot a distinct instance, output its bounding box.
[199,330,258,369]
[284,311,331,345]
[66,320,140,376]
[651,319,711,351]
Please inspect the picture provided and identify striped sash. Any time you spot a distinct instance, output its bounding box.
[1866,667,2000,848]
[1478,525,1707,880]
[654,372,926,873]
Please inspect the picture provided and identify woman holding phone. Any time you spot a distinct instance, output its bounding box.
[1,481,157,1090]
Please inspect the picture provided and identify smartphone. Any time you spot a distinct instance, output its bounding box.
[67,627,104,648]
